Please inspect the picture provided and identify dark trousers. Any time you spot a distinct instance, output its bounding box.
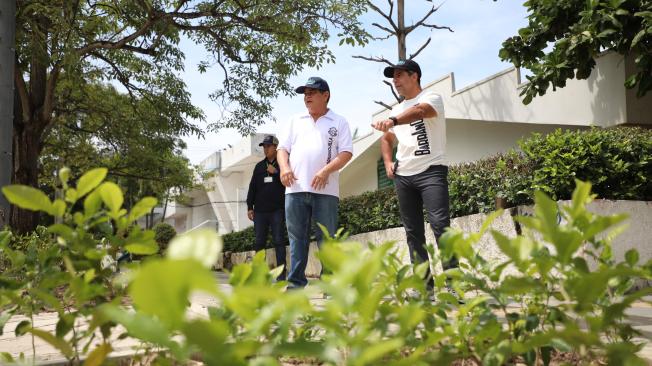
[253,208,287,280]
[395,165,457,289]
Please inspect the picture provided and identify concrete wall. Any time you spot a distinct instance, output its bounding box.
[222,200,652,280]
[625,54,652,126]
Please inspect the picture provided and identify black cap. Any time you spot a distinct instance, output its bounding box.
[258,135,279,146]
[295,76,330,93]
[383,59,422,79]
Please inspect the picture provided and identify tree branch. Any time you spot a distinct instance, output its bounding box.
[367,1,398,32]
[41,61,62,127]
[383,80,401,102]
[374,100,393,111]
[421,23,454,33]
[13,59,30,125]
[371,22,395,35]
[409,37,432,60]
[405,3,444,34]
[76,14,159,55]
[352,55,393,66]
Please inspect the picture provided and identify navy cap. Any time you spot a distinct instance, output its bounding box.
[259,135,279,146]
[295,76,330,93]
[383,59,422,79]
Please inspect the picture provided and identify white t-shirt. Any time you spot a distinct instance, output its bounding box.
[277,109,353,197]
[391,90,446,176]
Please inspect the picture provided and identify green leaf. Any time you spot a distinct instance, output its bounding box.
[129,259,218,329]
[357,339,404,364]
[125,242,158,255]
[128,197,158,222]
[28,328,74,358]
[83,343,112,366]
[2,185,53,213]
[77,168,108,198]
[98,305,184,358]
[65,188,78,203]
[51,199,66,218]
[0,352,14,363]
[182,319,229,354]
[58,167,71,188]
[500,276,541,295]
[625,249,639,266]
[15,320,30,336]
[167,229,223,268]
[98,182,123,213]
[0,311,13,336]
[48,224,74,241]
[84,191,102,217]
[0,231,11,247]
[631,29,646,47]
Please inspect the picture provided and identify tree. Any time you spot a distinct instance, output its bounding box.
[499,0,652,104]
[39,83,199,219]
[353,0,452,109]
[12,0,369,233]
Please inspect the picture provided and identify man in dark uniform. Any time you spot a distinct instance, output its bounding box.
[246,135,287,280]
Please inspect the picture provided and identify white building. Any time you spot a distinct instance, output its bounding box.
[165,52,652,234]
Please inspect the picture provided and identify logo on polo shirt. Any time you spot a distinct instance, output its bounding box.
[326,127,338,163]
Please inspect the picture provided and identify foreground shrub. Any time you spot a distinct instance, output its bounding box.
[4,173,649,365]
[0,167,159,364]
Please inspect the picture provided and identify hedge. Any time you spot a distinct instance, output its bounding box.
[224,127,651,252]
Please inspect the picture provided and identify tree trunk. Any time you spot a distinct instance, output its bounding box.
[0,0,16,228]
[397,0,406,60]
[9,15,54,233]
[160,195,169,223]
[10,115,42,233]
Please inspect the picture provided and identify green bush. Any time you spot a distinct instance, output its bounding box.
[0,167,160,364]
[520,127,652,200]
[108,181,650,365]
[222,222,289,253]
[153,222,177,253]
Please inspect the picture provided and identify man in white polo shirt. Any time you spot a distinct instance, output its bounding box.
[277,76,353,289]
[371,60,460,299]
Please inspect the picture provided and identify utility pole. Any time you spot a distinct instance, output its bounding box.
[0,1,16,228]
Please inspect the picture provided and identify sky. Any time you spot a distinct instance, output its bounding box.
[180,0,530,164]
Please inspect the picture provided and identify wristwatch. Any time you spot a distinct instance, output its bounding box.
[388,116,398,126]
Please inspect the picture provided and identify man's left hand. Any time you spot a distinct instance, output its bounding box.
[371,119,394,132]
[311,169,330,191]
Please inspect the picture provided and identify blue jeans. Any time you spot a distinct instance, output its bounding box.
[253,209,287,280]
[285,192,339,288]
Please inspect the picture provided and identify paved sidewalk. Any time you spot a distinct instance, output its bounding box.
[1,272,651,364]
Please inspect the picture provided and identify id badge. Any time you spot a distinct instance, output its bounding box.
[264,176,273,183]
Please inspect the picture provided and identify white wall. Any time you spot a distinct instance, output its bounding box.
[373,52,633,128]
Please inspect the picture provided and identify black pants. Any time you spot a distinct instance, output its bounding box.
[253,208,287,280]
[395,165,457,289]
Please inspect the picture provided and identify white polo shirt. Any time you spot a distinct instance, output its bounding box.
[277,109,353,198]
[391,90,447,176]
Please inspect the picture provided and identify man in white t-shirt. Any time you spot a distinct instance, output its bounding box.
[371,60,459,298]
[277,76,353,289]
